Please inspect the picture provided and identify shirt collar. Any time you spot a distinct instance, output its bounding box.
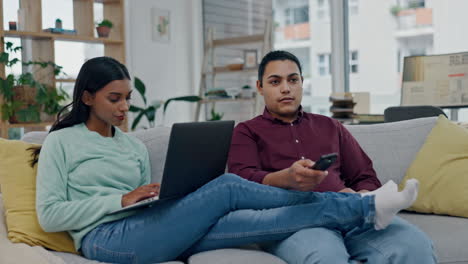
[262,106,305,125]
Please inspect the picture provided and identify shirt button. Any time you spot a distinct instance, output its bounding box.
[290,123,293,126]
[295,139,299,143]
[301,156,305,159]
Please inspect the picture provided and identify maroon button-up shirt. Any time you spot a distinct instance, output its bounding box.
[228,107,381,192]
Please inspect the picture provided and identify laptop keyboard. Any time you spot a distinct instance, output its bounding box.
[123,195,160,209]
[140,196,159,203]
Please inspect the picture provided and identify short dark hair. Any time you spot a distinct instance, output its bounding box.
[258,50,303,86]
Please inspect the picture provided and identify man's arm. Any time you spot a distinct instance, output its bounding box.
[227,123,270,184]
[262,159,328,191]
[337,122,381,191]
[228,123,326,191]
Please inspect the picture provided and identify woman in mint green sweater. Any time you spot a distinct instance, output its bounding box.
[34,56,419,264]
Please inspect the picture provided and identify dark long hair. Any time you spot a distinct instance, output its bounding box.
[29,57,131,166]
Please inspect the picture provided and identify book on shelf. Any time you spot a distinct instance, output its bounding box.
[354,114,385,123]
[43,28,77,35]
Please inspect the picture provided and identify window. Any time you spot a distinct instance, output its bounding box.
[293,6,309,24]
[274,0,332,116]
[397,50,401,72]
[285,6,309,25]
[317,0,329,20]
[42,0,73,29]
[350,51,358,73]
[349,0,359,16]
[285,8,291,25]
[318,53,331,76]
[407,0,425,8]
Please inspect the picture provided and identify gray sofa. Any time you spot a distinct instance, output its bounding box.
[12,116,468,263]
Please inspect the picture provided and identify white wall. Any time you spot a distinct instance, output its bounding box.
[432,0,468,54]
[125,0,203,128]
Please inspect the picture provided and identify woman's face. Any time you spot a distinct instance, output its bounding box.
[82,79,132,127]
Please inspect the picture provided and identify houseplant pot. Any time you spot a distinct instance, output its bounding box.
[8,85,39,123]
[96,19,113,38]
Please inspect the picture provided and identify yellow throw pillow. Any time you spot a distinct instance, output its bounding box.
[400,115,468,217]
[0,138,77,253]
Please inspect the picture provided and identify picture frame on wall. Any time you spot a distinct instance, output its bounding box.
[244,49,258,69]
[152,8,170,43]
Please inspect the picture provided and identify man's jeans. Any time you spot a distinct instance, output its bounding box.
[81,174,376,263]
[262,214,437,264]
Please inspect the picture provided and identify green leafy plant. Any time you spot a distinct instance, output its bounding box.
[129,77,202,130]
[390,5,404,16]
[157,17,169,34]
[129,77,162,130]
[97,19,113,28]
[0,42,69,122]
[162,95,201,114]
[208,107,224,121]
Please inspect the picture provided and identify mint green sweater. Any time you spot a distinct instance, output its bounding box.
[36,123,151,250]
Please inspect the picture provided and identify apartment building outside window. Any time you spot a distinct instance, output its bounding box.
[349,0,359,15]
[285,6,309,25]
[406,0,425,8]
[318,53,331,76]
[317,0,329,20]
[350,51,358,73]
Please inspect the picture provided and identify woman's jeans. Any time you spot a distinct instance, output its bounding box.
[81,173,375,264]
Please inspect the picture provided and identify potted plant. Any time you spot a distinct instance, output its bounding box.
[390,5,403,16]
[55,18,62,29]
[129,77,201,130]
[0,42,69,123]
[241,84,254,98]
[96,19,113,38]
[208,107,224,121]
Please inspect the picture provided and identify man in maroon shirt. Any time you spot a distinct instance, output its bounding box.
[228,50,436,263]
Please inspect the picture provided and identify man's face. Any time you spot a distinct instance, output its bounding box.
[257,59,303,122]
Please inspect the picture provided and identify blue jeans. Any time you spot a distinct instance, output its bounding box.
[81,174,375,263]
[261,215,437,264]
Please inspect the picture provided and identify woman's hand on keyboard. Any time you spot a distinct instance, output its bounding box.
[121,183,161,207]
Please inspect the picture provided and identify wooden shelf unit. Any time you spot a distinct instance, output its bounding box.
[4,30,124,44]
[195,20,273,121]
[0,0,126,138]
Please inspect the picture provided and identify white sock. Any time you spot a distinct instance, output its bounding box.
[370,179,419,230]
[360,180,398,197]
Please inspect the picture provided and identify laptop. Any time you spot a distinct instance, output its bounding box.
[109,120,235,214]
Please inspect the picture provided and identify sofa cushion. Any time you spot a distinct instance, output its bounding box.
[0,194,70,264]
[0,139,77,253]
[21,131,48,144]
[400,115,468,218]
[345,116,437,184]
[399,212,468,264]
[130,126,171,183]
[188,248,287,264]
[51,251,184,264]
